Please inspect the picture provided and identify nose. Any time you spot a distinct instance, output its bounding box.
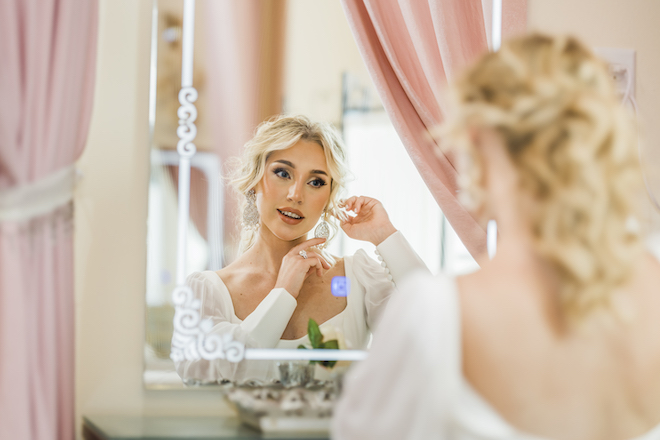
[287,181,304,205]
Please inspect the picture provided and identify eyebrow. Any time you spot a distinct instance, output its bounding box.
[273,160,328,176]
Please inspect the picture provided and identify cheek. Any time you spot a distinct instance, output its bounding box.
[254,180,270,211]
[257,176,279,199]
[312,187,332,212]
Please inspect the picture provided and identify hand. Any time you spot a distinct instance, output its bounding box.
[339,196,397,246]
[274,238,331,299]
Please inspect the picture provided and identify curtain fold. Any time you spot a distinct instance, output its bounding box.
[0,1,98,439]
[204,0,286,261]
[340,0,526,261]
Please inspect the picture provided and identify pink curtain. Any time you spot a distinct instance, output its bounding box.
[0,1,98,439]
[204,0,285,261]
[204,0,263,260]
[341,0,526,262]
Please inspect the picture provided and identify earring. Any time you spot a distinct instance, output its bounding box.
[242,189,260,230]
[314,212,330,241]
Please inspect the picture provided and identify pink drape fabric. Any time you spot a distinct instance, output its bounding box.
[341,0,526,261]
[204,0,264,260]
[204,0,285,261]
[0,1,98,439]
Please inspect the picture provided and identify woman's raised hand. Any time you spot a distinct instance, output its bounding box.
[274,238,331,299]
[339,196,397,246]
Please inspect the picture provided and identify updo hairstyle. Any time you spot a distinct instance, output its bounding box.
[231,115,349,254]
[444,33,644,320]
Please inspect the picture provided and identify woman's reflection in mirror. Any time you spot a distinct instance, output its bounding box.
[175,115,429,384]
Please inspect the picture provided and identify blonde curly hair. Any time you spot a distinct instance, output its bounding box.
[443,33,644,320]
[230,115,349,254]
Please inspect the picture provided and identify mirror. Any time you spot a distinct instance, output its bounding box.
[143,0,478,389]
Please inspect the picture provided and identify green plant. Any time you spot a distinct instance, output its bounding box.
[297,318,339,368]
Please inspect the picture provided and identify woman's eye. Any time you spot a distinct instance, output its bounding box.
[309,178,327,188]
[274,168,290,179]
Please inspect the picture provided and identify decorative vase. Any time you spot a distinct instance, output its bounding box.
[277,361,315,387]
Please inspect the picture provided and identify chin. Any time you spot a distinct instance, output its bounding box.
[266,223,312,242]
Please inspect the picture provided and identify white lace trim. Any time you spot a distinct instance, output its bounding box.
[0,165,76,222]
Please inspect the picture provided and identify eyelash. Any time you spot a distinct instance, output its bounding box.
[273,168,327,188]
[273,168,291,179]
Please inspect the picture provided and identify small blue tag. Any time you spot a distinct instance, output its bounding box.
[331,276,350,297]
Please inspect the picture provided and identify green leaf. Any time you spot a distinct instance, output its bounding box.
[308,318,322,348]
[320,339,339,350]
[297,344,307,350]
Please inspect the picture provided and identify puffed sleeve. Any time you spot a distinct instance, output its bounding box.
[375,230,430,284]
[332,273,461,440]
[352,231,430,329]
[174,272,297,383]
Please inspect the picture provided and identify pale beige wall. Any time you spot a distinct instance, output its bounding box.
[74,0,660,438]
[283,0,374,126]
[74,1,229,438]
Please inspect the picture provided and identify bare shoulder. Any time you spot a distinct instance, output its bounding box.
[456,271,498,359]
[458,254,660,438]
[214,264,238,288]
[214,260,268,294]
[457,269,524,332]
[457,265,555,376]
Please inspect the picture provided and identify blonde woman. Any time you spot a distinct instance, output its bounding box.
[175,115,427,383]
[333,34,660,440]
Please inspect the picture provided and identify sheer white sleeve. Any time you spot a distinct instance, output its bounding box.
[332,274,461,440]
[174,272,297,383]
[352,231,430,329]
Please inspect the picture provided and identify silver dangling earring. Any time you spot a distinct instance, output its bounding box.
[242,189,260,230]
[314,212,330,242]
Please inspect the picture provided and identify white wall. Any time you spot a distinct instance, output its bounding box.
[74,0,660,438]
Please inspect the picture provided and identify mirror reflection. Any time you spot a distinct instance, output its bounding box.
[176,114,433,384]
[144,0,477,388]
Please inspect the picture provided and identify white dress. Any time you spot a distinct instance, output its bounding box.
[175,231,428,384]
[332,271,660,440]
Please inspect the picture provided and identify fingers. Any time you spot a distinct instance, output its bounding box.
[340,196,378,215]
[276,248,329,295]
[306,248,331,270]
[287,242,330,272]
[339,196,381,227]
[297,254,325,278]
[353,197,370,215]
[290,237,326,254]
[340,196,361,213]
[333,207,350,223]
[304,259,324,278]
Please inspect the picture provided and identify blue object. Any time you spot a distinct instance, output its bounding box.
[331,276,350,297]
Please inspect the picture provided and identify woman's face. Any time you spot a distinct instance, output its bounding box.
[255,140,331,242]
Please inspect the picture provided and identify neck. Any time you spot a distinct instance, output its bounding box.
[242,225,308,274]
[487,220,562,289]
